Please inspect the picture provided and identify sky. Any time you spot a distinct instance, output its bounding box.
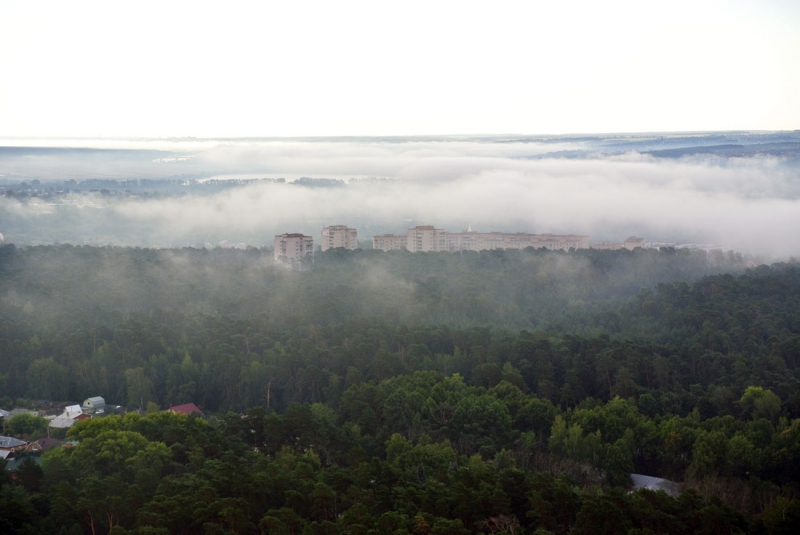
[1,0,799,138]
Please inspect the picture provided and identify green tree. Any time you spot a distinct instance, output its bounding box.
[27,358,69,400]
[739,386,782,423]
[8,413,48,437]
[125,367,154,412]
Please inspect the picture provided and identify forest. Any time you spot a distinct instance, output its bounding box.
[1,244,799,534]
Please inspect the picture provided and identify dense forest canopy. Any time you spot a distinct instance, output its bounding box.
[0,244,746,330]
[1,244,799,534]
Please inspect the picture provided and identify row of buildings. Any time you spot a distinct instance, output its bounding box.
[274,225,358,262]
[1,399,205,471]
[274,225,645,265]
[374,226,595,253]
[2,397,204,433]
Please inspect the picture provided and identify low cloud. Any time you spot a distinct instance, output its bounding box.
[1,139,799,255]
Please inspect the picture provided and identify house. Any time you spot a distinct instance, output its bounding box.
[48,404,88,430]
[34,437,62,452]
[24,442,43,453]
[8,408,37,419]
[0,437,42,456]
[4,455,43,472]
[49,416,76,429]
[630,474,681,497]
[0,436,28,453]
[0,409,9,419]
[169,403,204,416]
[61,405,83,419]
[82,396,106,415]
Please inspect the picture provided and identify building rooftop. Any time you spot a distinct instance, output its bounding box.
[63,405,82,417]
[630,474,681,496]
[169,403,204,416]
[0,436,27,449]
[49,416,76,429]
[277,233,310,238]
[4,455,43,472]
[8,408,36,418]
[35,437,63,451]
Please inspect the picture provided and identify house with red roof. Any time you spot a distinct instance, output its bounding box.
[168,403,204,416]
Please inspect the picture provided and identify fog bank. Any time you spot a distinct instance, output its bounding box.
[1,137,799,255]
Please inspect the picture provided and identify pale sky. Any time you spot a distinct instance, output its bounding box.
[1,0,798,138]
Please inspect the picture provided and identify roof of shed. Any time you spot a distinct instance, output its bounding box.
[630,474,682,497]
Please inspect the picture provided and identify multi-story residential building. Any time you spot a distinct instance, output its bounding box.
[407,225,447,252]
[591,240,623,250]
[446,230,589,252]
[374,226,590,253]
[321,225,358,251]
[274,233,314,265]
[591,236,646,250]
[624,236,646,250]
[372,234,408,251]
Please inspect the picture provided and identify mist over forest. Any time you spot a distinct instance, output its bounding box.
[3,133,800,534]
[4,0,800,528]
[2,132,800,255]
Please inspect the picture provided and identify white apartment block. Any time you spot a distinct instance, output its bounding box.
[446,231,590,252]
[591,236,646,251]
[374,226,591,253]
[274,233,314,265]
[373,234,408,251]
[591,241,623,250]
[321,225,358,251]
[407,225,447,252]
[624,236,646,250]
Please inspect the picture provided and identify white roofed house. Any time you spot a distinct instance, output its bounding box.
[63,405,83,418]
[48,404,85,430]
[82,396,106,415]
[48,416,76,430]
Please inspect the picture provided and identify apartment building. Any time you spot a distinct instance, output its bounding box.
[321,225,358,251]
[372,234,408,251]
[446,230,590,252]
[407,225,447,252]
[374,226,590,253]
[274,233,314,265]
[591,240,623,250]
[591,236,646,251]
[624,236,646,250]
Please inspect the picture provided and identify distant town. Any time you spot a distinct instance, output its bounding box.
[274,224,657,267]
